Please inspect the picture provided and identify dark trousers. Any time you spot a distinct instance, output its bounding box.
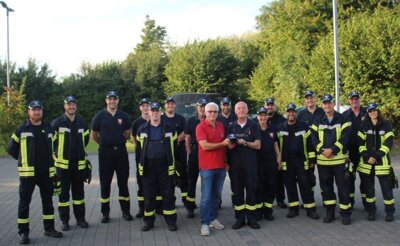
[186,147,199,210]
[275,170,286,203]
[58,164,85,223]
[231,161,258,222]
[143,158,177,225]
[317,165,352,218]
[176,143,188,204]
[308,165,317,193]
[256,161,277,216]
[348,149,365,206]
[359,172,395,215]
[99,145,130,215]
[283,160,316,211]
[135,151,144,210]
[18,176,55,234]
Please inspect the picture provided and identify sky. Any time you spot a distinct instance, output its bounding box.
[0,0,272,79]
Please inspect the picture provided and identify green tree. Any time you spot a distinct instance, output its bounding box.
[164,39,242,101]
[0,85,26,150]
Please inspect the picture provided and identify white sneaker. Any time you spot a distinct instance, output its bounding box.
[209,219,224,230]
[201,224,210,236]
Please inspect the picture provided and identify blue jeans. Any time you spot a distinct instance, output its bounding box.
[200,168,226,225]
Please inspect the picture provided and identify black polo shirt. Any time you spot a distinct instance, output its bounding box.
[268,112,285,128]
[217,113,237,136]
[297,107,324,127]
[185,115,202,145]
[132,117,148,138]
[258,124,278,163]
[161,113,185,136]
[227,119,261,164]
[91,109,131,147]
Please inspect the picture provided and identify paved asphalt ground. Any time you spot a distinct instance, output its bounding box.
[0,154,400,246]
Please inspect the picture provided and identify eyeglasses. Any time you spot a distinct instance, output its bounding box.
[207,110,218,114]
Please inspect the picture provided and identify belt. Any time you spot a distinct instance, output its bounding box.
[100,144,125,150]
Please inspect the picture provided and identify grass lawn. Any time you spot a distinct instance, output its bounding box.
[0,140,135,157]
[85,140,135,154]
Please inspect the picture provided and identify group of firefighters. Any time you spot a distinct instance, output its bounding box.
[7,89,396,243]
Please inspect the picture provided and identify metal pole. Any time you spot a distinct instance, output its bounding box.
[6,8,10,105]
[333,0,340,112]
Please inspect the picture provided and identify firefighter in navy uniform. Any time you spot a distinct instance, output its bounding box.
[297,90,324,199]
[136,102,178,232]
[310,94,352,225]
[342,91,367,208]
[52,96,90,231]
[277,103,319,220]
[185,98,207,218]
[265,97,287,209]
[255,107,281,221]
[162,96,188,207]
[131,98,150,218]
[357,103,395,222]
[217,97,237,132]
[227,101,261,230]
[91,91,133,223]
[8,100,63,245]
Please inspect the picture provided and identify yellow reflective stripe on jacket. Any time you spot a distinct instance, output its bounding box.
[163,209,177,215]
[20,136,28,168]
[317,154,347,165]
[357,131,366,141]
[379,145,390,155]
[12,133,20,143]
[18,218,29,224]
[42,214,55,220]
[281,162,287,171]
[308,152,316,158]
[342,122,351,131]
[186,196,195,202]
[168,132,177,176]
[359,145,367,152]
[78,160,86,170]
[118,196,130,201]
[156,196,163,201]
[138,196,144,201]
[73,199,85,205]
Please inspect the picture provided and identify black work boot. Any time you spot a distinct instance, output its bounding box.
[136,208,144,219]
[19,232,30,245]
[44,229,63,238]
[342,217,351,225]
[306,209,320,220]
[367,213,376,221]
[61,221,70,231]
[77,219,89,228]
[122,212,133,221]
[187,209,194,218]
[323,209,335,223]
[286,208,299,218]
[142,223,154,231]
[101,213,109,223]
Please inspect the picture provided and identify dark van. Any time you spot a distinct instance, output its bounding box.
[173,93,221,119]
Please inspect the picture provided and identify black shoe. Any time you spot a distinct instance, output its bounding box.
[232,220,245,230]
[142,223,154,232]
[342,217,351,225]
[136,209,144,218]
[278,202,287,209]
[187,209,194,219]
[19,232,30,245]
[44,229,63,238]
[168,224,178,231]
[247,221,261,229]
[264,213,275,221]
[286,210,299,218]
[155,209,163,215]
[367,213,375,221]
[101,214,109,223]
[323,216,335,223]
[61,222,70,231]
[307,210,320,220]
[77,220,89,228]
[122,213,133,221]
[385,214,394,222]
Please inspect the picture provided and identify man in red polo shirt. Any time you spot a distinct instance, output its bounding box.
[196,102,229,236]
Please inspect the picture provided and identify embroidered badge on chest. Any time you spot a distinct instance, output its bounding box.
[118,119,122,125]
